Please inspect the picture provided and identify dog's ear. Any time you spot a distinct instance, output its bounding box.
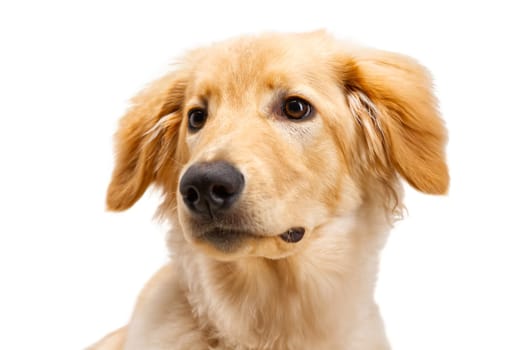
[106,71,187,211]
[342,48,449,194]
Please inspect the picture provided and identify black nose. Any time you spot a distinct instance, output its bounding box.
[179,161,245,217]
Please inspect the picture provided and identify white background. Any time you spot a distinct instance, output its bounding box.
[1,1,525,349]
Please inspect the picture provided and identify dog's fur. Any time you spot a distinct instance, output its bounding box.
[90,31,448,350]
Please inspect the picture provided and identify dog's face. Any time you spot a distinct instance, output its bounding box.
[106,32,449,261]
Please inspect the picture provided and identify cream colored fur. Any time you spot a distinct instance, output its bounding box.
[89,31,448,350]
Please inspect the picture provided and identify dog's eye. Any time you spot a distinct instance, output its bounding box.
[188,108,208,131]
[282,97,312,120]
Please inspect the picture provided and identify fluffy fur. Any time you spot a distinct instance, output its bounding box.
[89,31,448,350]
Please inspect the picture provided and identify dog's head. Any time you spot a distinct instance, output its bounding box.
[106,31,448,261]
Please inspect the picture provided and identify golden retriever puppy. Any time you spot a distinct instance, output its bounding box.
[90,31,448,350]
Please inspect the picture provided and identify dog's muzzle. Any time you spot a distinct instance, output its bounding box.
[179,160,305,255]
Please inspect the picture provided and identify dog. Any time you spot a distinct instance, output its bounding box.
[89,31,449,350]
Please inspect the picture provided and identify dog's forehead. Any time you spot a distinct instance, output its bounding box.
[184,32,340,99]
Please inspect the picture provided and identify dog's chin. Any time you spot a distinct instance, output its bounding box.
[183,225,308,261]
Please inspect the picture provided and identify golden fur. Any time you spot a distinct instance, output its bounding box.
[90,31,449,350]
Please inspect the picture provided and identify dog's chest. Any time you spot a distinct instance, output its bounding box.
[199,287,352,350]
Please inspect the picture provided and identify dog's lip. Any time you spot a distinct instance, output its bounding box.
[201,227,255,240]
[192,225,308,259]
[197,227,263,244]
[197,227,250,249]
[199,227,255,238]
[198,226,305,242]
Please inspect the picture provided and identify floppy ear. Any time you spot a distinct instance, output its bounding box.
[343,48,449,194]
[106,71,186,211]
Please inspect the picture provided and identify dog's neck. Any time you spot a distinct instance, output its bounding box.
[169,210,391,349]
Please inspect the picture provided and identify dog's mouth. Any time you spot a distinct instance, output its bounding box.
[199,226,304,246]
[197,227,250,252]
[192,225,307,259]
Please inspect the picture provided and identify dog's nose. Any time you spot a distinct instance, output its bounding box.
[179,161,245,217]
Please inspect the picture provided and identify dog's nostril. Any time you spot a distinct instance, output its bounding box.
[185,186,199,203]
[211,185,231,199]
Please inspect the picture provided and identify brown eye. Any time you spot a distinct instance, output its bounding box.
[188,108,207,131]
[282,97,312,120]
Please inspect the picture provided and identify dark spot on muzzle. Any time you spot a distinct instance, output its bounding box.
[279,227,305,243]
